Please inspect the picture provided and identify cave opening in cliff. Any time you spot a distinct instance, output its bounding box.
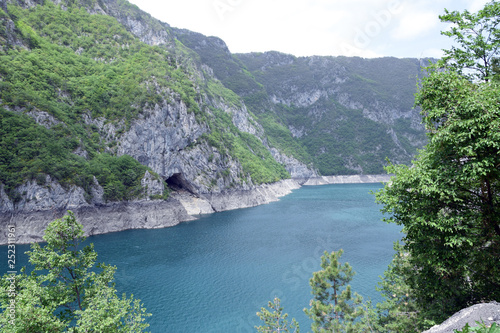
[165,173,194,193]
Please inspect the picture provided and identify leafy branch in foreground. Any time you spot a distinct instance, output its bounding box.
[377,68,500,323]
[0,211,151,332]
[455,322,500,333]
[374,242,423,332]
[439,0,500,81]
[304,249,367,333]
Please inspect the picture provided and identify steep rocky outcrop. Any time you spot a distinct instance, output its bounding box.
[269,148,319,181]
[0,171,161,215]
[0,198,194,244]
[423,302,500,333]
[0,179,302,244]
[113,97,254,194]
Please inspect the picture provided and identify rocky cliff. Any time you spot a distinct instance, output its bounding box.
[173,30,430,175]
[0,179,301,244]
[423,302,500,333]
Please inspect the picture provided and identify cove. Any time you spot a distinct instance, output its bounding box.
[1,183,402,332]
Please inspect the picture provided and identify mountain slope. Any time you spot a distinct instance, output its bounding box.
[239,53,428,174]
[172,29,428,174]
[1,0,427,221]
[1,0,309,214]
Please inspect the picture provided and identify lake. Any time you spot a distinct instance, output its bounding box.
[1,183,402,332]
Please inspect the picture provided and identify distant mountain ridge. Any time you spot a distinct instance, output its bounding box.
[174,28,429,174]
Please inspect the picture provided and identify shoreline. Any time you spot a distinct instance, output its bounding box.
[302,174,392,185]
[0,175,390,245]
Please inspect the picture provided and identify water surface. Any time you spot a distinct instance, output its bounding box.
[1,183,401,332]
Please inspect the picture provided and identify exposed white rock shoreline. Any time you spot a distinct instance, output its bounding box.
[302,174,392,185]
[0,176,390,245]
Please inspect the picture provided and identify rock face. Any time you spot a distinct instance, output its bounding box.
[202,179,300,212]
[0,199,194,244]
[269,148,319,181]
[0,176,89,214]
[423,302,500,333]
[141,171,165,198]
[114,99,257,195]
[0,179,302,245]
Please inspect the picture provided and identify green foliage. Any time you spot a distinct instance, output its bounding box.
[439,1,500,81]
[0,108,161,202]
[258,112,313,166]
[257,250,380,333]
[15,19,40,48]
[206,80,242,108]
[255,297,300,333]
[455,322,500,333]
[0,211,151,331]
[376,61,500,324]
[374,242,427,332]
[87,153,151,201]
[0,2,200,120]
[304,249,367,333]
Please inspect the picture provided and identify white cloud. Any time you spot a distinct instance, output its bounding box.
[128,0,487,58]
[468,0,490,12]
[420,48,446,58]
[392,10,440,40]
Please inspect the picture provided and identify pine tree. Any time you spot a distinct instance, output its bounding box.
[304,250,366,333]
[0,211,151,332]
[256,297,299,333]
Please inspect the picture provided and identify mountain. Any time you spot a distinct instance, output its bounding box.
[0,0,427,242]
[173,29,429,174]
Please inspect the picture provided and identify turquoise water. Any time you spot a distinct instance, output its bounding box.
[1,183,402,332]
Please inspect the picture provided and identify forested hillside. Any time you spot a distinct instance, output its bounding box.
[1,0,425,211]
[174,29,429,175]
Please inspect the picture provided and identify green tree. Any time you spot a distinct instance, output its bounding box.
[0,211,151,332]
[255,297,300,333]
[304,250,366,333]
[376,1,500,325]
[439,0,500,81]
[374,242,422,332]
[376,68,500,323]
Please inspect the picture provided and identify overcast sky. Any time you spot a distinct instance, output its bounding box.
[128,0,490,59]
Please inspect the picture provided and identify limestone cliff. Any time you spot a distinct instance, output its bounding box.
[0,179,301,244]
